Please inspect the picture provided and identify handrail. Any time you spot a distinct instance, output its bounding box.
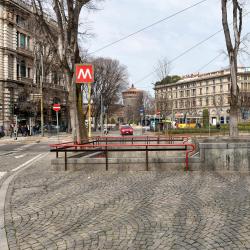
[50,142,195,171]
[49,135,190,148]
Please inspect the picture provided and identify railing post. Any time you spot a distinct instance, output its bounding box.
[146,145,149,171]
[65,151,67,171]
[56,150,58,158]
[105,146,108,171]
[132,137,134,144]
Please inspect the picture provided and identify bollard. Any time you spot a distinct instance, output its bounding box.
[105,146,108,171]
[64,151,67,171]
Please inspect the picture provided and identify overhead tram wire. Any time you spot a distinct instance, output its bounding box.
[88,0,209,55]
[195,32,250,72]
[196,52,224,72]
[134,28,224,84]
[134,11,250,85]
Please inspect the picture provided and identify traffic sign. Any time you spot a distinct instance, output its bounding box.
[53,103,61,112]
[75,64,94,83]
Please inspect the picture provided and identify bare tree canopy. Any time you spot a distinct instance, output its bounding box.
[87,57,128,129]
[221,0,243,136]
[155,57,171,81]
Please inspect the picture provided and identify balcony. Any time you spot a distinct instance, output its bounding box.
[17,76,33,85]
[16,46,33,58]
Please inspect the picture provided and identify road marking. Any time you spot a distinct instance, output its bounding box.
[14,154,26,159]
[12,153,48,172]
[0,172,6,180]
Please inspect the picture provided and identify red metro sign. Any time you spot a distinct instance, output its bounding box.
[53,103,61,112]
[75,64,94,83]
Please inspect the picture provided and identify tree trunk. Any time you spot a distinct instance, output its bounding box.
[229,52,239,137]
[67,74,88,143]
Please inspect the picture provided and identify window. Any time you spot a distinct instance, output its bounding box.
[213,86,215,93]
[192,89,196,96]
[28,68,31,78]
[220,116,224,124]
[192,99,196,107]
[180,91,184,97]
[199,88,202,95]
[206,97,209,106]
[228,84,230,91]
[186,90,190,97]
[220,85,223,92]
[20,33,26,48]
[20,60,26,77]
[175,92,177,98]
[206,87,208,94]
[200,98,202,106]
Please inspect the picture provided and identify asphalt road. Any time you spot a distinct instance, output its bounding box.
[0,142,50,172]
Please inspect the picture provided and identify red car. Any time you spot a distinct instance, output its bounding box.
[120,125,133,135]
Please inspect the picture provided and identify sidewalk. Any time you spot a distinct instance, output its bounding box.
[0,132,72,144]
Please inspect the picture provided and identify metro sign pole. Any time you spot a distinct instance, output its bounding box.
[75,64,94,138]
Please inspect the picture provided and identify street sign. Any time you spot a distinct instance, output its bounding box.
[53,103,61,112]
[75,64,94,83]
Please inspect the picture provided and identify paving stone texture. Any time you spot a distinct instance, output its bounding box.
[5,157,250,249]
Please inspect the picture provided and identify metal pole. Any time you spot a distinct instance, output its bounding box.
[154,115,156,132]
[14,115,17,140]
[56,111,59,142]
[88,82,91,138]
[100,94,103,136]
[208,110,210,137]
[40,46,44,137]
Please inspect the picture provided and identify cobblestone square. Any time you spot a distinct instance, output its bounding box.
[4,157,250,249]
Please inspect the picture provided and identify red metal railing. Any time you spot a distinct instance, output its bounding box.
[50,136,195,171]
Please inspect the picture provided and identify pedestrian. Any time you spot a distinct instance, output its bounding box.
[9,124,14,138]
[0,125,5,138]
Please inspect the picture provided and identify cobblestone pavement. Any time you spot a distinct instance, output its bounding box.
[5,156,250,249]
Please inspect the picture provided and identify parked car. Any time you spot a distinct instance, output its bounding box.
[120,125,133,135]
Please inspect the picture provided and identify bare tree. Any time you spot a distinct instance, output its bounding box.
[32,0,97,143]
[155,57,171,81]
[143,91,155,115]
[221,0,243,136]
[87,57,128,129]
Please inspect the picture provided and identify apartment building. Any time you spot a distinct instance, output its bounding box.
[0,0,68,131]
[155,67,250,125]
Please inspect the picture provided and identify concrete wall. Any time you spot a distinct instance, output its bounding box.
[199,141,250,171]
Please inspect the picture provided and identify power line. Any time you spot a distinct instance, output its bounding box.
[135,28,224,84]
[135,12,250,85]
[88,0,209,55]
[196,52,224,72]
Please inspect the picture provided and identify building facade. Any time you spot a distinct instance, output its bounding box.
[155,67,250,125]
[122,84,143,123]
[0,0,68,132]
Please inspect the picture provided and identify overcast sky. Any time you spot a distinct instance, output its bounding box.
[81,0,250,93]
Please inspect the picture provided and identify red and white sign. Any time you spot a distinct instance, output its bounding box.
[53,103,61,112]
[75,64,94,83]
